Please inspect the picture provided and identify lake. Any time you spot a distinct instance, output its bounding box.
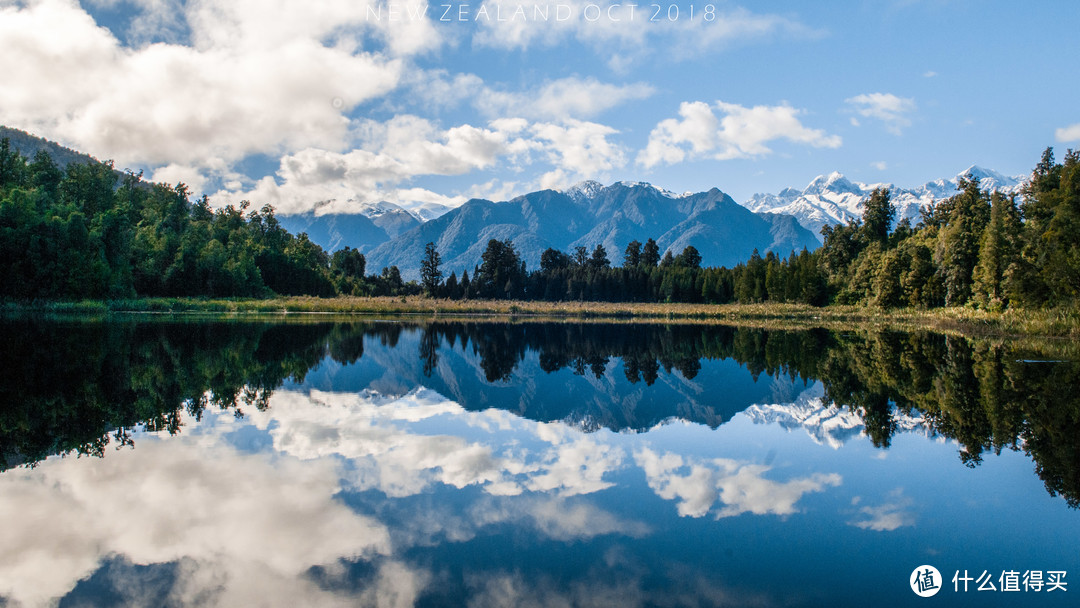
[0,317,1076,607]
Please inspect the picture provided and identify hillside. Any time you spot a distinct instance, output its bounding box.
[0,126,100,169]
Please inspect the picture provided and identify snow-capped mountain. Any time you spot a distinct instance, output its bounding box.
[743,166,1027,242]
[742,384,931,449]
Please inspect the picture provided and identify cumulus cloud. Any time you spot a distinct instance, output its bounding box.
[532,119,628,188]
[635,448,842,518]
[0,0,430,171]
[217,114,627,214]
[637,100,842,169]
[253,389,628,499]
[0,434,403,607]
[215,115,533,214]
[1055,122,1080,143]
[845,92,917,135]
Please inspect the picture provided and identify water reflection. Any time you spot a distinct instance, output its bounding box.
[1,318,1079,606]
[2,319,1077,507]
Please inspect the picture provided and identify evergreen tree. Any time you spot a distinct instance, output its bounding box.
[420,241,443,297]
[573,245,589,267]
[541,247,571,271]
[477,239,525,299]
[674,245,702,269]
[862,187,895,244]
[972,192,1020,308]
[640,238,661,268]
[937,177,991,306]
[589,244,610,270]
[623,240,642,268]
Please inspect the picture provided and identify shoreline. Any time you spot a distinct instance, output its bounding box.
[3,297,1078,339]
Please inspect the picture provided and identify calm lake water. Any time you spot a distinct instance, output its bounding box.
[1,318,1077,607]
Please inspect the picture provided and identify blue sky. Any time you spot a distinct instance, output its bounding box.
[2,0,1078,214]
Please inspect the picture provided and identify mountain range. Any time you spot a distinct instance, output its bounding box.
[740,383,931,449]
[744,166,1027,242]
[360,181,820,279]
[285,167,1027,279]
[1,126,1029,278]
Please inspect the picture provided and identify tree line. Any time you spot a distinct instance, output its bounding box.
[0,139,417,300]
[3,139,1076,309]
[420,147,1077,309]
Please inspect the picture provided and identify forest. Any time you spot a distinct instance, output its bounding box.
[1,138,1077,309]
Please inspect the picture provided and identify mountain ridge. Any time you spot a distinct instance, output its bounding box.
[362,182,821,280]
[743,165,1027,241]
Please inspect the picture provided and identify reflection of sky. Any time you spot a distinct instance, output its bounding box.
[2,354,1078,606]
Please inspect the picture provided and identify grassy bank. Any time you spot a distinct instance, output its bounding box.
[3,296,1078,339]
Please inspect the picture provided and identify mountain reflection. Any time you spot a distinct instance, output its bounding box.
[1,317,1078,507]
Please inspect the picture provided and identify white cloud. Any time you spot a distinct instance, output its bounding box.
[0,0,429,171]
[216,115,531,214]
[871,161,888,171]
[0,434,404,607]
[532,119,628,188]
[251,389,628,500]
[406,71,653,122]
[638,100,842,169]
[87,0,189,45]
[923,70,938,78]
[845,92,917,135]
[217,114,627,214]
[849,490,915,531]
[635,448,842,519]
[1055,122,1080,143]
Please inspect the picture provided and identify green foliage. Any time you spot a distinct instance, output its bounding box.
[420,241,442,297]
[862,187,895,244]
[477,239,526,299]
[0,141,361,300]
[5,142,1078,312]
[640,238,661,268]
[811,149,1079,311]
[623,240,642,268]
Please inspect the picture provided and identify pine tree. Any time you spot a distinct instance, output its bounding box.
[640,238,660,268]
[862,187,894,244]
[972,192,1019,308]
[937,177,990,306]
[420,241,442,297]
[589,244,610,269]
[623,240,641,268]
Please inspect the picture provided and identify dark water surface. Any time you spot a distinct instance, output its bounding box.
[0,318,1077,607]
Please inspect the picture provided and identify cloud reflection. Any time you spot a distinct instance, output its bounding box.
[0,434,406,607]
[0,384,846,606]
[635,448,842,519]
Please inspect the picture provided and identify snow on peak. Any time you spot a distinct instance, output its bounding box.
[743,165,1029,243]
[562,180,604,203]
[741,383,932,449]
[956,165,1020,188]
[804,171,861,196]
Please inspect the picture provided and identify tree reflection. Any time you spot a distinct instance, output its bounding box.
[1,317,1078,507]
